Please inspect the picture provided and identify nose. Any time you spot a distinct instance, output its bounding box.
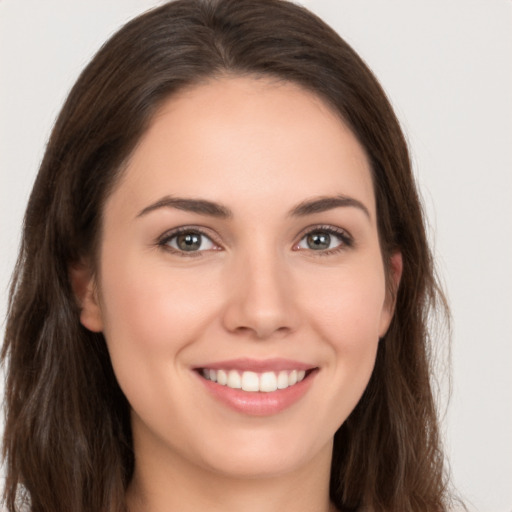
[222,249,299,340]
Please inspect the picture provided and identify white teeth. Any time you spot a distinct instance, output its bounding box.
[277,370,289,389]
[201,368,309,392]
[217,369,228,385]
[241,371,259,392]
[260,371,278,392]
[227,369,241,389]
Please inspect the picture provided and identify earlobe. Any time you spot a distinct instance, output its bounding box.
[379,251,403,337]
[69,262,104,333]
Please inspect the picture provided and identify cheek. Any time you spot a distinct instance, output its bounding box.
[299,260,386,408]
[96,252,223,432]
[258,262,383,442]
[301,261,387,350]
[98,255,220,356]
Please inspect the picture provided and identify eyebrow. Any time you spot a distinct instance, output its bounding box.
[136,194,370,220]
[136,196,232,219]
[289,195,370,219]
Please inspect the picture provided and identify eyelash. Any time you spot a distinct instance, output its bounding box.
[157,226,220,258]
[295,225,354,256]
[156,225,354,257]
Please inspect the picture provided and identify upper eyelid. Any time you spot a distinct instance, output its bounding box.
[296,224,353,241]
[157,225,219,244]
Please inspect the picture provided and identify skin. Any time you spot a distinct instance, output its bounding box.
[75,76,402,512]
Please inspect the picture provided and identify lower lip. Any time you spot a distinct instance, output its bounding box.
[196,370,317,416]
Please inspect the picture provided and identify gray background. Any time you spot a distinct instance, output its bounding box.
[1,1,511,510]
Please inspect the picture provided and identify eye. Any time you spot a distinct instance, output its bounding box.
[160,229,217,253]
[295,227,352,252]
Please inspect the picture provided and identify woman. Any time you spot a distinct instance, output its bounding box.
[2,0,453,510]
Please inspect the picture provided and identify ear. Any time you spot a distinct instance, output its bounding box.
[69,261,104,332]
[379,251,403,337]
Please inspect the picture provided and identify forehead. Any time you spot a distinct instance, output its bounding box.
[108,76,375,220]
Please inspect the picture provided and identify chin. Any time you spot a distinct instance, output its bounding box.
[188,421,334,480]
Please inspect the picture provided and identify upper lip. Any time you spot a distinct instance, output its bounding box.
[194,358,316,372]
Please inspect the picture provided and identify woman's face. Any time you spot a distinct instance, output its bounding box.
[79,76,400,480]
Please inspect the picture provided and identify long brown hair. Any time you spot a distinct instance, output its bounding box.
[2,1,451,510]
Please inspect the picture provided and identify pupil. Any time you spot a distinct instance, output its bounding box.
[177,233,201,251]
[307,232,330,250]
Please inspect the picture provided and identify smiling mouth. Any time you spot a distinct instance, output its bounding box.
[197,368,315,393]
